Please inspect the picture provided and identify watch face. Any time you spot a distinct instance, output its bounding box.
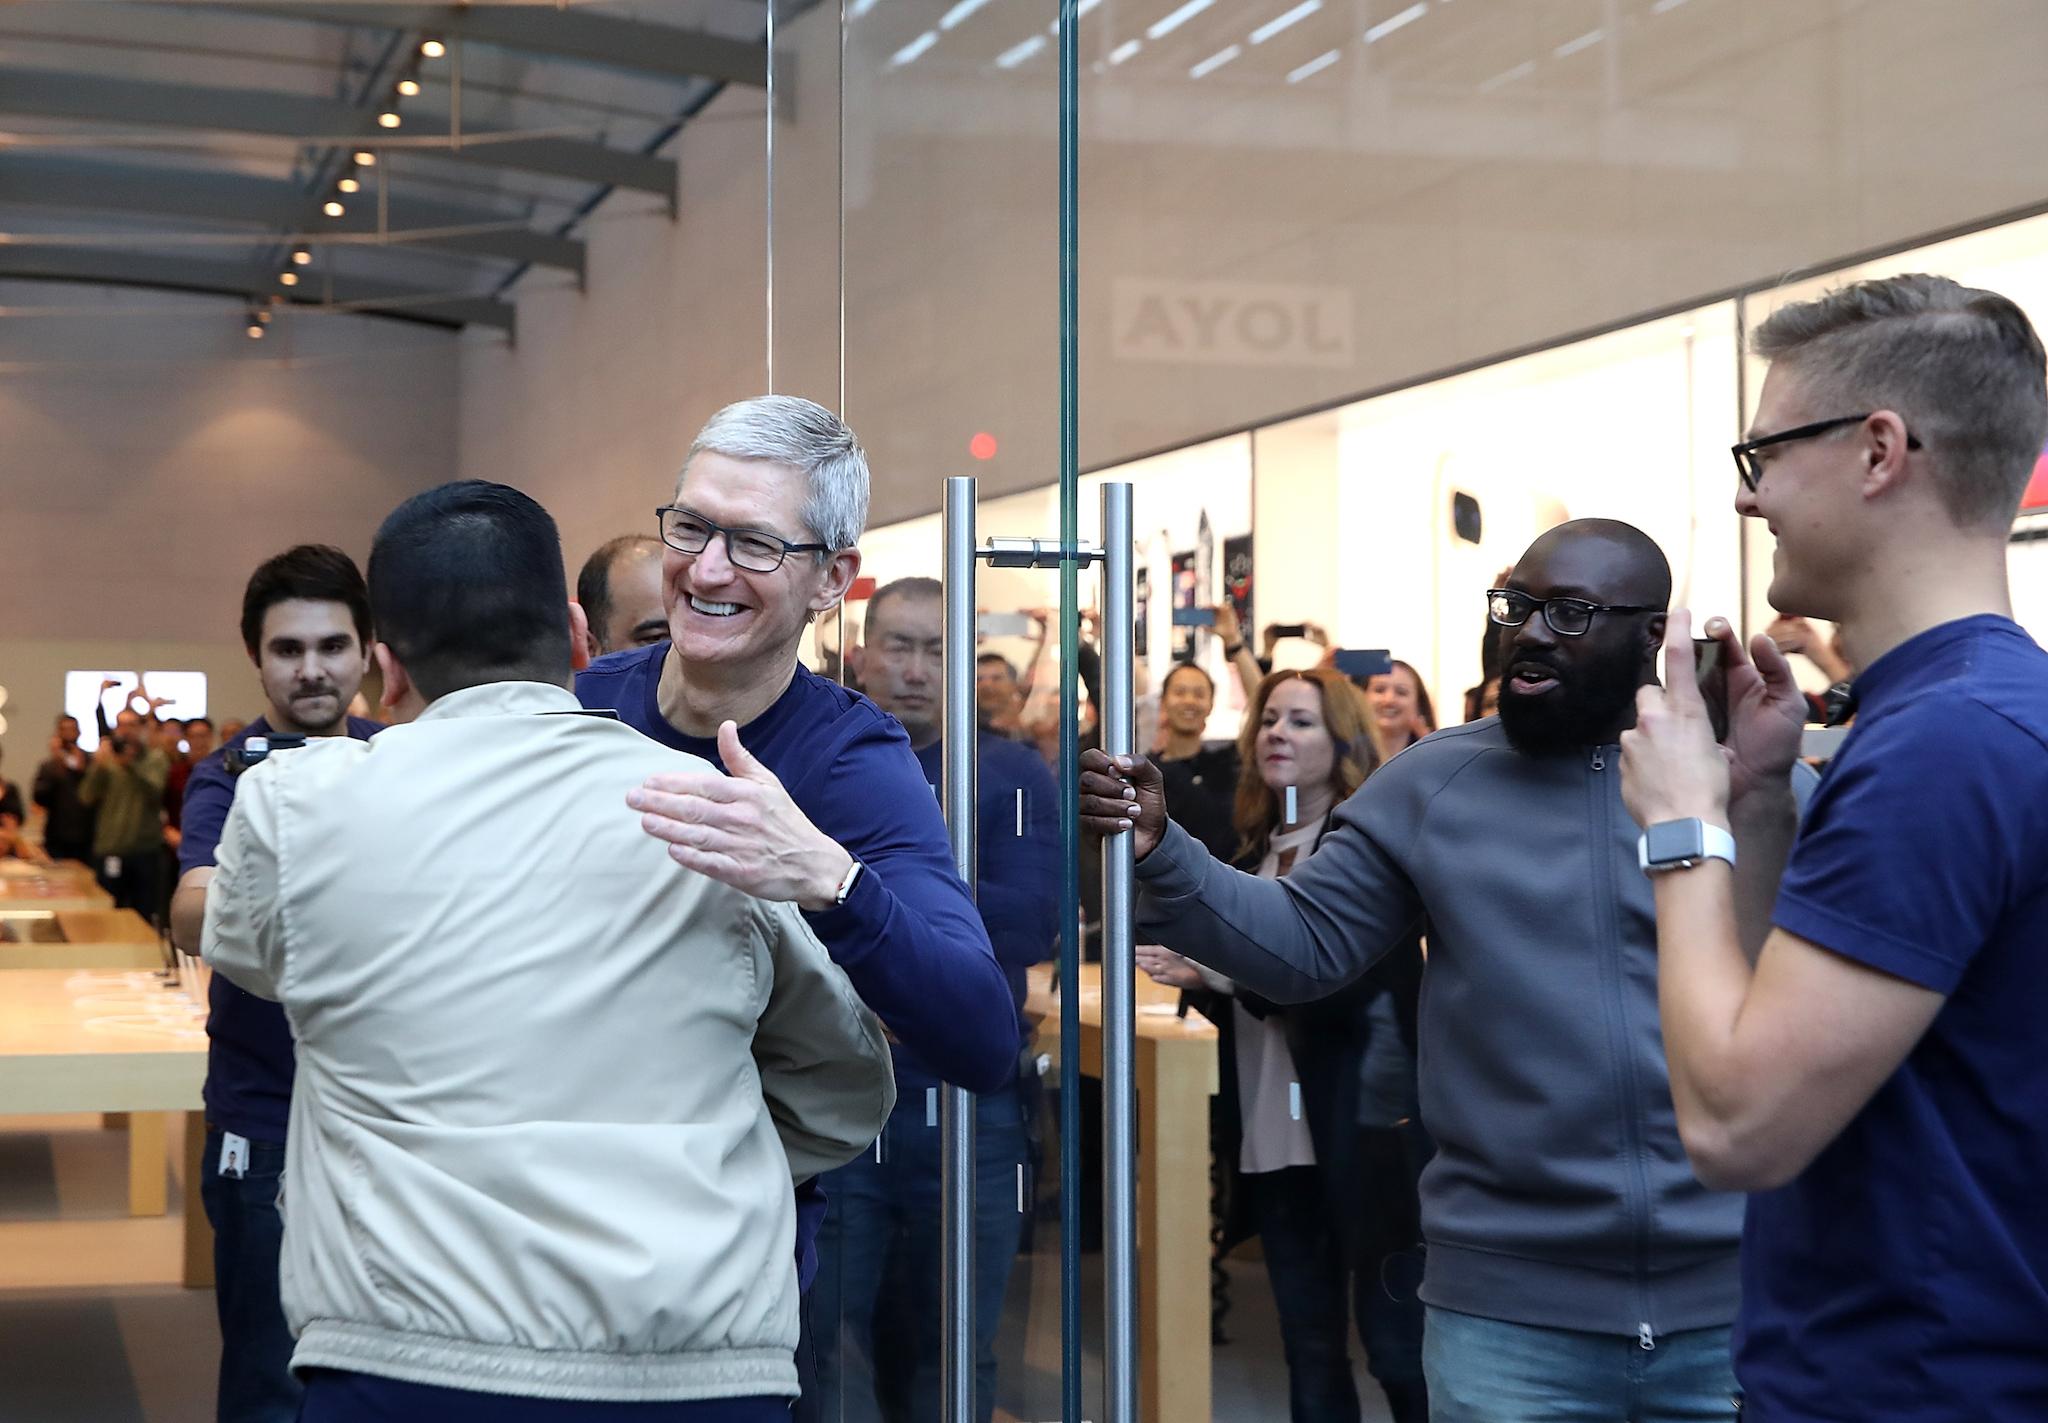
[1645,819,1705,866]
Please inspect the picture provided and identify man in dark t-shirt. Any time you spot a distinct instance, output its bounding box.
[1621,274,2048,1421]
[171,545,379,1423]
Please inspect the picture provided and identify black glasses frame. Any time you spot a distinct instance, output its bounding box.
[1730,412,1922,492]
[1487,588,1660,638]
[655,505,831,573]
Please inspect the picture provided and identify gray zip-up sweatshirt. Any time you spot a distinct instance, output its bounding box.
[1137,717,1768,1341]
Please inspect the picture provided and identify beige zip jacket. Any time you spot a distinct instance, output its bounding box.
[203,680,895,1403]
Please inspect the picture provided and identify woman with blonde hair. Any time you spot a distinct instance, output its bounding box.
[1140,669,1428,1423]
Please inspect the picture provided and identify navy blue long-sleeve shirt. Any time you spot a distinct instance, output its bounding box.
[576,646,1017,1093]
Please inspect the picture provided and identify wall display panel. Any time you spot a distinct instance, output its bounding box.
[1739,213,2048,655]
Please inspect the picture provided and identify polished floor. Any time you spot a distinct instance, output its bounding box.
[0,1117,1389,1423]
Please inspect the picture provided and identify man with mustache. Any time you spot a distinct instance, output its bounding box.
[170,544,381,1423]
[1083,519,1803,1421]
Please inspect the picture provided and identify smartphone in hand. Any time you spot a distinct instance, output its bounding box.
[1332,648,1394,680]
[1693,637,1730,742]
[1170,607,1216,628]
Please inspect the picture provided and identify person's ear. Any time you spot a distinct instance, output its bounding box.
[568,602,593,672]
[809,547,863,616]
[372,642,410,712]
[1644,612,1668,665]
[1860,409,1914,501]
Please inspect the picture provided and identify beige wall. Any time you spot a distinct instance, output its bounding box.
[0,286,456,771]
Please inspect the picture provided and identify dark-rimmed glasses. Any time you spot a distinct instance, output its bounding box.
[1488,589,1659,637]
[1731,413,1921,492]
[655,506,830,573]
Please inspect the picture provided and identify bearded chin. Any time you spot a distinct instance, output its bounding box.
[1497,663,1644,755]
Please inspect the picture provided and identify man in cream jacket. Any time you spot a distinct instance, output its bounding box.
[203,480,895,1423]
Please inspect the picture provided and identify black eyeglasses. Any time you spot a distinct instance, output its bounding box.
[1487,588,1659,637]
[655,506,831,573]
[1730,413,1921,492]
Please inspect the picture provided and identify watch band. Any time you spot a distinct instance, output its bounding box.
[832,859,866,907]
[1638,819,1737,874]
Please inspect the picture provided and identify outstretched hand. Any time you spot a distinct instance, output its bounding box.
[628,721,854,910]
[1079,747,1168,861]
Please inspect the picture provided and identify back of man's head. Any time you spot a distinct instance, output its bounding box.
[368,481,572,704]
[684,395,871,552]
[1753,274,2048,530]
[575,534,664,656]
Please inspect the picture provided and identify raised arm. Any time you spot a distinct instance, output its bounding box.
[751,901,897,1181]
[1080,748,1426,1003]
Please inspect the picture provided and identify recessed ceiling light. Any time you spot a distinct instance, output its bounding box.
[378,111,402,129]
[420,38,445,58]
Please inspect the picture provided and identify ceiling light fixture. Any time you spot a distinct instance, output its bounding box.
[420,37,445,58]
[324,200,346,217]
[1148,0,1215,40]
[1286,47,1341,82]
[291,245,311,266]
[397,78,421,96]
[1252,0,1323,44]
[378,111,402,128]
[1189,43,1242,78]
[1363,2,1427,43]
[338,176,360,193]
[354,150,376,167]
[246,318,266,339]
[279,271,300,287]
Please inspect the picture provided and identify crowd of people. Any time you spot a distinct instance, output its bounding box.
[4,272,2043,1423]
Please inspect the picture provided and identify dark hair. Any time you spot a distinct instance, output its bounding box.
[864,576,943,644]
[575,534,663,652]
[368,480,572,704]
[1162,660,1215,698]
[240,544,373,657]
[1373,659,1436,735]
[977,651,1018,680]
[186,716,214,733]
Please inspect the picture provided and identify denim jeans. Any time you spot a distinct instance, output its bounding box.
[1423,1305,1739,1423]
[1243,1164,1428,1423]
[808,1082,1030,1423]
[200,1127,300,1423]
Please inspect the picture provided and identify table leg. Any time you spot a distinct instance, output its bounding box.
[1140,1046,1213,1423]
[182,1111,215,1289]
[128,1112,168,1216]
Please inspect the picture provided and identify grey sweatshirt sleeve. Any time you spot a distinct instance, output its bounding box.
[1135,788,1427,1005]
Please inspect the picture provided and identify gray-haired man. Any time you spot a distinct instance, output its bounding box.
[574,398,1016,1413]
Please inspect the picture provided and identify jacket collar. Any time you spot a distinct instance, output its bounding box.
[414,680,583,724]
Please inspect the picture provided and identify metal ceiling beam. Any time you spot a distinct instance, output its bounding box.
[0,67,678,199]
[0,245,514,331]
[0,155,586,275]
[204,3,766,87]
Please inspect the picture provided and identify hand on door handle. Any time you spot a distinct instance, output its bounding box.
[1078,747,1167,861]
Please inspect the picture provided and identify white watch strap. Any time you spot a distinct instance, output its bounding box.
[1638,820,1737,873]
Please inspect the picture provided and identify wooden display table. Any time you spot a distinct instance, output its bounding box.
[0,860,115,913]
[0,967,213,1286]
[1025,963,1219,1423]
[0,907,166,972]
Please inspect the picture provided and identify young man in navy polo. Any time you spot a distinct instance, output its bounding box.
[171,545,381,1423]
[1623,274,2048,1420]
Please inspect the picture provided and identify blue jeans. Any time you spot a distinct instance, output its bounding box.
[809,1083,1029,1423]
[297,1371,790,1421]
[1423,1306,1739,1422]
[201,1128,301,1423]
[1244,1164,1428,1423]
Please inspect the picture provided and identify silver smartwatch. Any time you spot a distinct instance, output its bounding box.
[1638,818,1737,875]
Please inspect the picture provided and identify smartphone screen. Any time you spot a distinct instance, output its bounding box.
[1170,606,1216,628]
[1333,648,1395,680]
[1693,637,1730,742]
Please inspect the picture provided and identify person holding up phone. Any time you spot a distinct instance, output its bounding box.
[1083,519,1805,1422]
